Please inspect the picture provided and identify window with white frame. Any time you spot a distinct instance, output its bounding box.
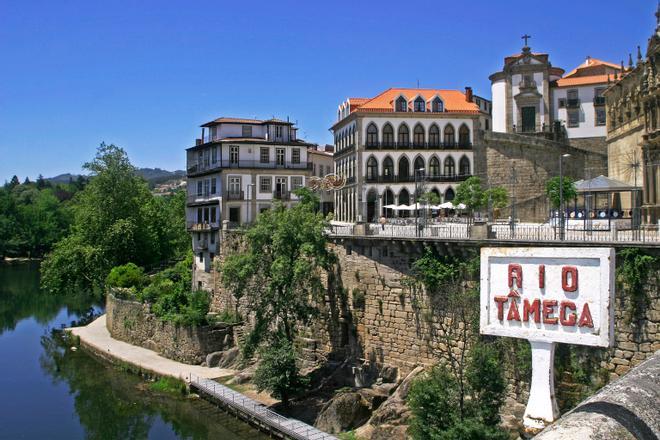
[260,147,269,163]
[291,176,303,190]
[229,146,239,164]
[291,148,300,164]
[228,176,241,195]
[414,97,425,112]
[276,148,285,165]
[197,181,203,196]
[595,108,606,126]
[259,176,272,193]
[211,178,217,194]
[567,109,580,128]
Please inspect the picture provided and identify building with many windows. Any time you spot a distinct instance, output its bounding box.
[331,87,490,223]
[186,116,313,288]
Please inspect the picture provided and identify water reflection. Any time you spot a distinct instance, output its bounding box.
[0,262,267,440]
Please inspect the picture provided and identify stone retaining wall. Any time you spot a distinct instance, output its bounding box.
[106,293,235,364]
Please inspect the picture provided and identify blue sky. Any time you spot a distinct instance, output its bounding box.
[0,0,653,181]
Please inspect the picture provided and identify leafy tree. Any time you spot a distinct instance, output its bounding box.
[419,191,441,205]
[41,143,187,293]
[220,187,332,401]
[454,177,486,214]
[105,263,147,289]
[8,175,20,188]
[545,176,577,209]
[253,337,309,407]
[484,187,508,210]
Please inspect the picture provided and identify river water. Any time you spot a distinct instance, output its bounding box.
[0,262,267,440]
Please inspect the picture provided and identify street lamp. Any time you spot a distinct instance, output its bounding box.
[559,153,571,240]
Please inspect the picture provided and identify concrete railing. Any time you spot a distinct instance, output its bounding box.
[535,351,660,440]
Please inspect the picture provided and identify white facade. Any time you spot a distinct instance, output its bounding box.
[552,85,607,138]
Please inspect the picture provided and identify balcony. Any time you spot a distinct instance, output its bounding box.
[220,160,310,170]
[364,141,472,150]
[187,193,220,204]
[187,161,222,177]
[518,78,538,89]
[365,174,471,184]
[225,190,245,201]
[186,222,219,231]
[273,191,291,201]
[593,96,606,106]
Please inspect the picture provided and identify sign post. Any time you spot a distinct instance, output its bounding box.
[480,247,614,434]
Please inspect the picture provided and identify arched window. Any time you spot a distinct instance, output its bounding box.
[413,124,425,147]
[459,124,470,147]
[383,156,394,180]
[366,123,378,147]
[399,188,410,205]
[398,156,410,180]
[459,156,470,176]
[383,188,395,217]
[398,124,410,147]
[366,156,378,181]
[414,97,426,112]
[432,97,444,112]
[445,187,455,201]
[382,123,394,147]
[444,157,456,176]
[414,156,425,177]
[429,124,440,147]
[444,124,455,146]
[431,188,441,200]
[396,96,408,112]
[429,156,440,177]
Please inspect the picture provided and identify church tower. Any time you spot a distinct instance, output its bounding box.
[490,36,564,133]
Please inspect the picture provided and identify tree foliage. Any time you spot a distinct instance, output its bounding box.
[455,177,508,215]
[253,337,309,407]
[545,176,577,209]
[40,144,188,293]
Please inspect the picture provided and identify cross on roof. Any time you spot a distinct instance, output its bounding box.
[522,34,531,47]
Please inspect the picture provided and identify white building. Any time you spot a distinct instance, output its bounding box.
[490,42,621,143]
[331,87,491,223]
[186,117,312,288]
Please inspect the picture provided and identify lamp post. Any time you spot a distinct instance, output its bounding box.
[559,153,571,240]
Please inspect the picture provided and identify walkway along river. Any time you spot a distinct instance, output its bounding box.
[0,261,268,440]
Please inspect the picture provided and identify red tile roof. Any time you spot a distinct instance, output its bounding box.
[555,58,621,88]
[555,74,611,88]
[348,88,481,114]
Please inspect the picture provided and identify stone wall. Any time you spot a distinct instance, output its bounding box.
[106,293,235,364]
[479,131,588,222]
[568,137,609,178]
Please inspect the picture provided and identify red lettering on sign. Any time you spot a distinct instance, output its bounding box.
[508,264,523,289]
[562,266,578,292]
[507,299,521,321]
[494,296,508,321]
[543,300,558,325]
[539,264,545,289]
[578,303,594,328]
[523,298,541,323]
[559,301,577,326]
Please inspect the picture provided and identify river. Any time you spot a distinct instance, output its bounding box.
[0,262,268,440]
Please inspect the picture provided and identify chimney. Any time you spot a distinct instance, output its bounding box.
[195,138,202,146]
[325,144,335,153]
[465,87,473,102]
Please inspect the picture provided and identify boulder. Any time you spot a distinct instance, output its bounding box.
[379,365,399,383]
[315,392,372,434]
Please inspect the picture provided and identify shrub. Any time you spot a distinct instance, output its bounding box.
[253,336,309,407]
[214,309,242,324]
[352,288,366,309]
[105,263,146,289]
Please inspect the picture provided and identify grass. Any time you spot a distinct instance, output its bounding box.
[148,377,188,396]
[338,431,360,440]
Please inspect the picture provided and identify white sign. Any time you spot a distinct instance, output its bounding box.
[480,247,615,347]
[479,247,615,433]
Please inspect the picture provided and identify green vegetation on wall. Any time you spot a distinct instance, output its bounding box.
[616,248,658,323]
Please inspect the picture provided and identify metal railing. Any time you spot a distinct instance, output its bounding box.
[190,375,337,440]
[187,193,220,203]
[327,222,660,244]
[273,190,291,200]
[225,190,245,201]
[187,160,310,174]
[365,173,471,183]
[186,221,220,231]
[365,141,472,150]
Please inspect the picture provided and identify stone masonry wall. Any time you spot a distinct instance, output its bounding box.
[106,293,235,364]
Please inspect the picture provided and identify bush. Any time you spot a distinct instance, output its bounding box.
[214,309,242,324]
[253,336,309,407]
[105,263,146,289]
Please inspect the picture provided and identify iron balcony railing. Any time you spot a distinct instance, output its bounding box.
[186,221,220,231]
[273,190,291,200]
[567,98,580,108]
[187,193,221,204]
[365,173,471,183]
[224,190,245,201]
[187,160,310,174]
[364,141,472,150]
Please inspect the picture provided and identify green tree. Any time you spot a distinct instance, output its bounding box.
[454,177,486,214]
[484,187,509,219]
[419,191,441,205]
[220,187,332,400]
[253,337,309,407]
[545,176,577,209]
[8,175,20,188]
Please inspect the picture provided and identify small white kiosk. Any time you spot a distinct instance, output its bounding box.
[480,247,615,434]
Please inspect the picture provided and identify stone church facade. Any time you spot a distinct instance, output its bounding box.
[605,7,660,225]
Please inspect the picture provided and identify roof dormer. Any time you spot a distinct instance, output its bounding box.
[430,95,444,112]
[413,95,426,112]
[394,95,408,112]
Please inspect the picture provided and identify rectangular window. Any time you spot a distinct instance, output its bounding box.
[210,207,217,223]
[229,207,240,223]
[199,253,203,263]
[275,126,282,138]
[319,165,324,176]
[197,181,203,196]
[291,148,300,164]
[211,178,217,194]
[567,89,579,108]
[594,88,606,106]
[204,179,210,196]
[242,125,252,137]
[291,176,303,190]
[568,109,580,127]
[595,108,606,126]
[229,146,239,164]
[260,147,269,163]
[228,176,241,194]
[197,207,202,223]
[210,232,215,244]
[276,148,285,166]
[260,176,272,193]
[211,147,218,163]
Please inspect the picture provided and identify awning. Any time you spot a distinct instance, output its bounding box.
[574,175,642,193]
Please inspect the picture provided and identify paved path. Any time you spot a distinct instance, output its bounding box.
[69,315,233,382]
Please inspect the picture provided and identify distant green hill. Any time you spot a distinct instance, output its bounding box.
[47,168,185,187]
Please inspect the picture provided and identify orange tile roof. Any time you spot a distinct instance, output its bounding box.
[555,74,611,88]
[349,88,481,114]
